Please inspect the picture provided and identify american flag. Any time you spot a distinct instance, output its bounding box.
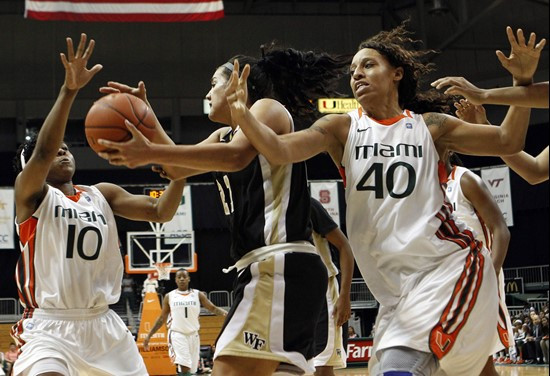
[25,0,224,22]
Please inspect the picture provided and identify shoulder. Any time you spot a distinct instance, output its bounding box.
[250,98,292,134]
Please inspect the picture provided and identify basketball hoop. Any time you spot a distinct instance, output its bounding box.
[154,262,172,281]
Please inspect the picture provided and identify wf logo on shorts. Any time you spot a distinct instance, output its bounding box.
[243,331,266,350]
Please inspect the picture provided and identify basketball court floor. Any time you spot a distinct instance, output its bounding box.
[333,365,549,375]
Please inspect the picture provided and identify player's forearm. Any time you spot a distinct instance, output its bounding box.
[34,86,78,160]
[211,306,228,317]
[496,106,531,155]
[501,151,549,185]
[483,83,548,109]
[146,317,165,339]
[338,245,354,298]
[489,227,510,274]
[154,179,186,222]
[234,108,294,165]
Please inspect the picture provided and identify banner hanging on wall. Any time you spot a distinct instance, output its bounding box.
[310,182,340,227]
[480,166,514,227]
[164,185,193,243]
[0,188,14,249]
[25,0,224,22]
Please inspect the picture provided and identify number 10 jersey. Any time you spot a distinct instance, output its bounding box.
[15,185,122,310]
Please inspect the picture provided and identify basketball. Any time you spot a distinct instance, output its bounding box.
[84,93,157,153]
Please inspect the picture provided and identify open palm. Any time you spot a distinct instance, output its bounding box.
[225,60,251,122]
[60,33,102,91]
[496,27,546,82]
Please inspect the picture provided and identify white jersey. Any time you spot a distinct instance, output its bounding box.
[167,289,201,334]
[342,109,477,307]
[15,185,122,309]
[445,166,491,249]
[444,165,513,354]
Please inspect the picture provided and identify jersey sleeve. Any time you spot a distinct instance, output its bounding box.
[310,198,338,237]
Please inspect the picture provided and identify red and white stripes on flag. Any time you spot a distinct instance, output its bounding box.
[25,0,224,22]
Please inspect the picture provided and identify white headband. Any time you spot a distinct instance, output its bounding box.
[20,151,26,169]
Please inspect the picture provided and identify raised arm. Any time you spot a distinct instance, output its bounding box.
[324,227,354,327]
[460,171,510,275]
[432,27,547,108]
[501,147,549,185]
[144,294,171,351]
[199,292,228,317]
[224,60,347,166]
[14,34,102,222]
[455,100,549,185]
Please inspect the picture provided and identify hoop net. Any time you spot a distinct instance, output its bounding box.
[154,262,172,281]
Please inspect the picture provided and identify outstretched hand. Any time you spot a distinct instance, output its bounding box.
[99,80,149,105]
[430,76,486,105]
[454,99,489,125]
[224,60,251,124]
[496,26,546,84]
[60,33,103,91]
[97,120,153,168]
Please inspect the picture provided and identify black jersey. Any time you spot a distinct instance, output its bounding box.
[213,127,312,261]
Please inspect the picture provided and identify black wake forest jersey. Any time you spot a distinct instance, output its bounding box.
[213,127,312,261]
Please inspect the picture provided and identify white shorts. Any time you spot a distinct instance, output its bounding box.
[313,275,346,369]
[168,330,200,372]
[369,246,498,376]
[489,271,514,355]
[11,306,148,376]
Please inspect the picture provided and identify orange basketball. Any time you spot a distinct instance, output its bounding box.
[84,93,156,153]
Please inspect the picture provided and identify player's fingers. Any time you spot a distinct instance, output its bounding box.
[66,37,75,61]
[495,50,509,67]
[124,120,142,136]
[505,26,518,49]
[88,64,103,76]
[82,39,95,60]
[239,64,251,85]
[453,102,463,110]
[233,59,240,75]
[60,53,69,69]
[75,33,87,58]
[535,38,547,52]
[99,87,120,94]
[516,28,526,47]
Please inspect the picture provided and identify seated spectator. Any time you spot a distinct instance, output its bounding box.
[530,314,545,364]
[514,320,527,364]
[348,326,358,339]
[4,343,18,374]
[541,316,549,364]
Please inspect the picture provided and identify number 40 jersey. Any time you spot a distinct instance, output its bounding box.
[15,185,122,310]
[342,109,468,308]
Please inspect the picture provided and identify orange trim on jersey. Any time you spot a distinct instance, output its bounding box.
[338,166,347,188]
[358,107,363,117]
[65,186,82,202]
[17,217,39,308]
[497,303,511,348]
[438,161,448,184]
[429,248,485,359]
[370,113,406,126]
[405,109,413,118]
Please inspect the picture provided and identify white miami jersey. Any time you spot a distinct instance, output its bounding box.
[15,185,122,309]
[167,289,201,334]
[342,109,477,307]
[445,166,491,249]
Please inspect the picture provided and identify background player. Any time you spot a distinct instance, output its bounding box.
[10,34,185,376]
[309,198,353,376]
[144,268,227,376]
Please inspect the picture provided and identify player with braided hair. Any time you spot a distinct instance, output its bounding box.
[223,23,543,375]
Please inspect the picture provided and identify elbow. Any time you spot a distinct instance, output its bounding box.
[223,153,251,172]
[500,137,525,156]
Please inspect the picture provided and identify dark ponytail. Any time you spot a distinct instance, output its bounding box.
[220,44,351,123]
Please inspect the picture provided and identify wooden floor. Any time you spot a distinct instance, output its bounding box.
[333,365,549,375]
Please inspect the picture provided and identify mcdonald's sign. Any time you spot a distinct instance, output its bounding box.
[504,277,524,294]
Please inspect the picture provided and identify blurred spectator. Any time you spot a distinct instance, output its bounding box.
[529,314,544,364]
[121,272,137,312]
[541,316,549,364]
[4,343,18,374]
[142,272,159,297]
[514,320,527,364]
[348,326,358,339]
